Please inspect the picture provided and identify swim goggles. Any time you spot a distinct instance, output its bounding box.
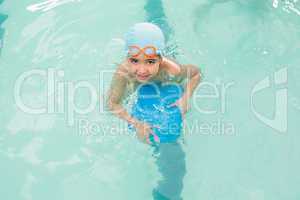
[127,45,160,59]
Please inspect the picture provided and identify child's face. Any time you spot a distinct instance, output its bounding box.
[127,53,161,82]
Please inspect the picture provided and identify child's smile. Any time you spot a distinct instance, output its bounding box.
[127,53,161,82]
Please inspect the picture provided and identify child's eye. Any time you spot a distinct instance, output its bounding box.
[129,58,139,64]
[146,59,157,64]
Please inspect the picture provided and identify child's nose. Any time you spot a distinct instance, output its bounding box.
[138,65,148,73]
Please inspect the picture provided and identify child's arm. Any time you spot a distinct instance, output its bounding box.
[106,64,157,143]
[106,65,138,126]
[161,57,202,115]
[177,64,202,99]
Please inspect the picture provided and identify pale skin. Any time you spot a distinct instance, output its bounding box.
[106,53,202,144]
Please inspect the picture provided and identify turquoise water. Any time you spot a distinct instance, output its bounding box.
[0,0,300,199]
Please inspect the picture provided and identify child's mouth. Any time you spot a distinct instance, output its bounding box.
[136,74,150,80]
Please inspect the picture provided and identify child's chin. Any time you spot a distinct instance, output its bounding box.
[136,76,151,82]
[137,79,150,83]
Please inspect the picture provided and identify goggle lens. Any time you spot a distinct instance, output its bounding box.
[128,46,158,58]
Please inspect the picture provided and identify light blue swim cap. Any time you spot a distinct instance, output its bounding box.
[125,22,165,55]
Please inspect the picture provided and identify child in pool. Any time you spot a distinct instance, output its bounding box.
[107,22,201,144]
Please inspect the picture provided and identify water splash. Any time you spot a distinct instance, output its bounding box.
[27,0,79,12]
[272,0,300,15]
[283,0,300,15]
[273,0,279,8]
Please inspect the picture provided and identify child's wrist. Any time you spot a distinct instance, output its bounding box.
[128,117,140,127]
[182,92,190,101]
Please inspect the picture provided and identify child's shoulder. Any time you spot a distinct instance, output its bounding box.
[160,57,181,75]
[115,61,138,92]
[157,57,184,83]
[114,61,134,79]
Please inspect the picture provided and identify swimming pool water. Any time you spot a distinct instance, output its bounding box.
[0,0,300,199]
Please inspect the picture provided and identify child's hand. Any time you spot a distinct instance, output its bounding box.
[133,120,160,144]
[168,95,189,117]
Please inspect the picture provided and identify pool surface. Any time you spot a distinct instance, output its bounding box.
[0,0,300,199]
